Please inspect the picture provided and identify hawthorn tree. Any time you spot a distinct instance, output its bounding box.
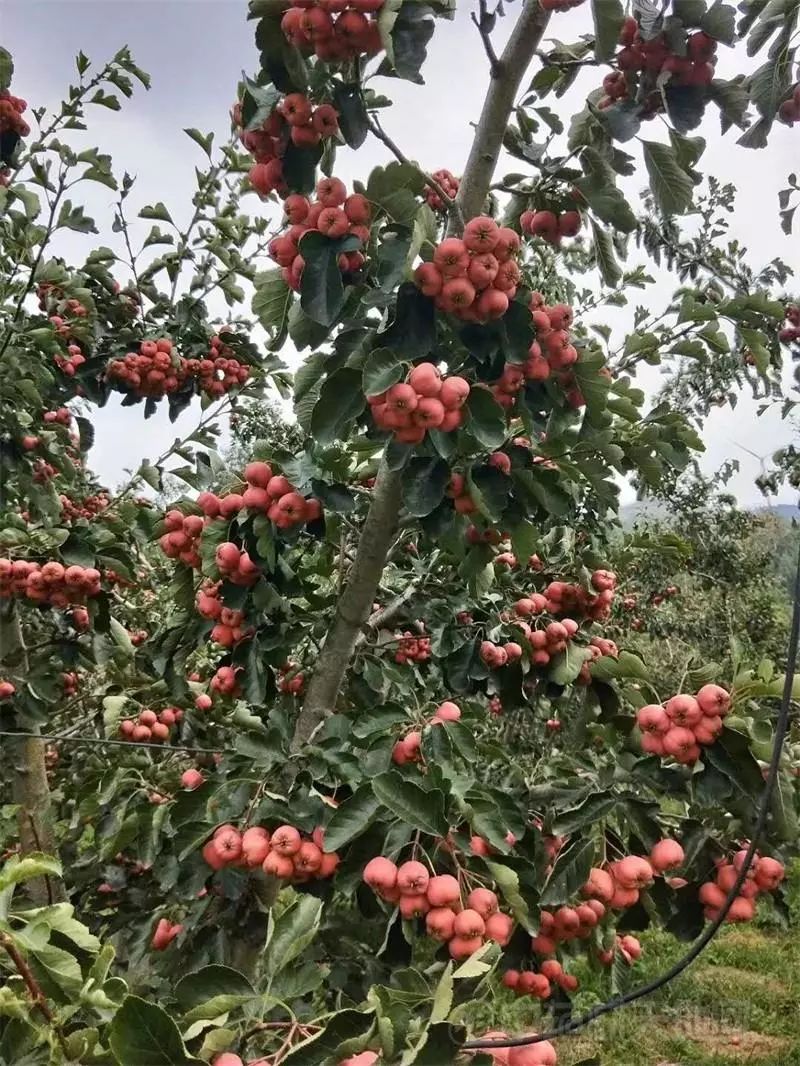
[1,1,800,1064]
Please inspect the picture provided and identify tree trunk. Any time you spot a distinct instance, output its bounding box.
[292,0,551,752]
[292,458,403,750]
[1,607,66,904]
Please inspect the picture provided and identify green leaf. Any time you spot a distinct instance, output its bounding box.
[700,0,736,44]
[264,894,322,976]
[0,854,62,894]
[252,269,292,346]
[333,83,369,149]
[29,942,83,996]
[466,388,505,449]
[323,786,381,852]
[372,772,448,836]
[0,47,13,92]
[138,202,173,224]
[591,650,649,682]
[310,367,365,446]
[362,348,404,396]
[183,128,214,157]
[549,644,592,686]
[642,140,695,215]
[174,966,256,1023]
[590,217,622,287]
[540,836,596,906]
[366,162,426,226]
[749,49,792,120]
[430,963,454,1023]
[592,0,625,60]
[551,793,616,836]
[484,860,535,932]
[109,995,201,1065]
[137,460,162,491]
[403,457,450,517]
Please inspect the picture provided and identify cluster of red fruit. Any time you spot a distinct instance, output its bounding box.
[269,178,371,292]
[107,338,250,401]
[0,89,28,185]
[61,671,79,696]
[415,216,522,321]
[598,18,717,113]
[502,953,583,1001]
[543,570,616,621]
[0,90,29,140]
[0,680,15,700]
[202,823,340,883]
[196,583,253,649]
[0,559,102,607]
[424,168,459,212]
[243,460,324,528]
[363,859,513,959]
[779,84,800,125]
[391,700,462,765]
[43,407,73,427]
[119,706,183,743]
[367,363,470,445]
[59,490,109,522]
[779,303,800,344]
[394,629,431,665]
[54,342,86,376]
[50,301,88,336]
[445,471,479,515]
[699,851,786,923]
[520,208,581,247]
[158,510,204,568]
[637,683,731,765]
[150,918,183,951]
[278,662,305,695]
[281,2,384,63]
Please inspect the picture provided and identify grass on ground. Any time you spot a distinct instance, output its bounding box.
[482,864,800,1066]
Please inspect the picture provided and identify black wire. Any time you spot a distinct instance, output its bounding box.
[0,730,231,755]
[464,541,800,1053]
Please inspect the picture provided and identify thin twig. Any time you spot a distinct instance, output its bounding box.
[365,113,464,231]
[1,933,70,1055]
[472,1,501,76]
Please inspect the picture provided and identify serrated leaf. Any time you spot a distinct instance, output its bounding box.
[362,348,404,396]
[592,0,625,60]
[465,388,505,449]
[372,772,448,836]
[590,217,622,287]
[138,202,173,224]
[540,836,596,906]
[183,128,214,157]
[642,140,694,214]
[323,787,381,852]
[403,457,450,517]
[264,895,322,976]
[310,367,365,446]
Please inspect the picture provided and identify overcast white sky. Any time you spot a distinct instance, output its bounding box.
[3,0,799,506]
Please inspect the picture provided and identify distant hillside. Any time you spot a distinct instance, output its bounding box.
[620,500,798,528]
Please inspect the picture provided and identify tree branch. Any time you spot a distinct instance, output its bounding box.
[472,1,501,76]
[1,608,66,906]
[355,581,421,649]
[292,0,550,753]
[365,113,464,231]
[451,0,551,231]
[1,932,69,1054]
[291,458,403,751]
